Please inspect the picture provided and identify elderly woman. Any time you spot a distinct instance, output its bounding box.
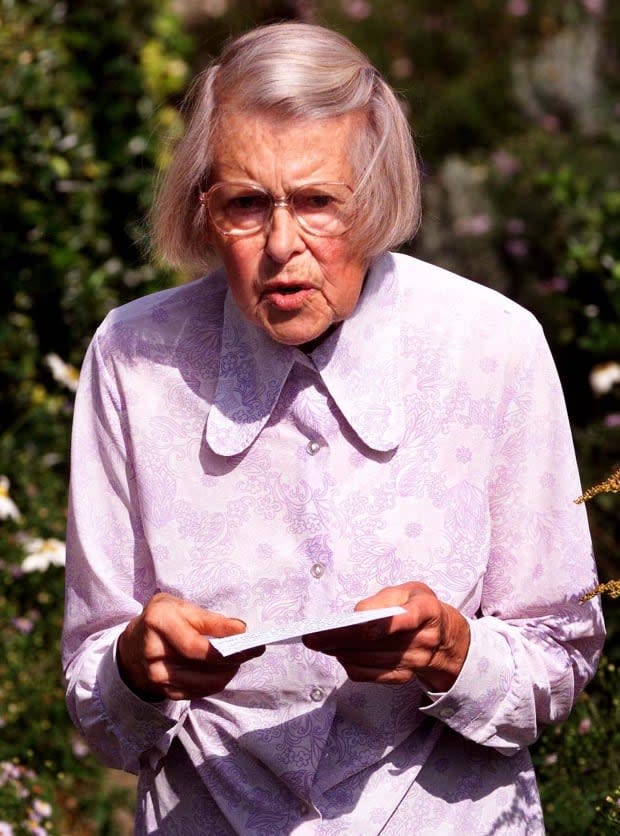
[62,22,603,835]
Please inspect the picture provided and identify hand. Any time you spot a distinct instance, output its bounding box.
[303,582,470,692]
[117,593,264,701]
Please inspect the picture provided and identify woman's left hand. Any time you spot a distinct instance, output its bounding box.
[303,582,470,692]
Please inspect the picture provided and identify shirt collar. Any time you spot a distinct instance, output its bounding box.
[205,252,405,456]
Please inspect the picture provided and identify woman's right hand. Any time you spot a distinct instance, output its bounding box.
[117,592,264,701]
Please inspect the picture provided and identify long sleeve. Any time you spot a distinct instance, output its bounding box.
[419,321,605,752]
[62,330,189,773]
[60,256,607,833]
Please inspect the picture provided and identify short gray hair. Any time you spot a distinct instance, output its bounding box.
[152,22,421,270]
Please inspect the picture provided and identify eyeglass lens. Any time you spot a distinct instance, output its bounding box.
[206,183,353,236]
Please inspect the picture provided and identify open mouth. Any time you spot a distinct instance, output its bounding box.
[277,285,303,295]
[262,284,314,310]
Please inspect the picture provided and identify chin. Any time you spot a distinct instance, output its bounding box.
[259,314,329,347]
[269,331,321,346]
[268,323,338,350]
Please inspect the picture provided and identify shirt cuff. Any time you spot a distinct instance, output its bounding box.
[96,636,189,765]
[418,618,514,736]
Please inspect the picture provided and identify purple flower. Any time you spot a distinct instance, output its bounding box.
[454,214,492,237]
[541,114,561,132]
[11,616,34,635]
[491,150,521,177]
[582,0,605,13]
[604,413,620,428]
[506,0,529,16]
[391,57,414,80]
[341,0,371,19]
[505,218,525,235]
[578,716,591,735]
[505,239,529,258]
[538,276,568,294]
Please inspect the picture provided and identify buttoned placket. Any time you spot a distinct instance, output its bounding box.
[304,435,328,580]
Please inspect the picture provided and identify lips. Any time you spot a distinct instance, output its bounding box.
[261,282,315,311]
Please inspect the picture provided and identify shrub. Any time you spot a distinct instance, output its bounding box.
[0,0,189,829]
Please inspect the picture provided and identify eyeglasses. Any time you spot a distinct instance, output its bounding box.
[199,181,355,238]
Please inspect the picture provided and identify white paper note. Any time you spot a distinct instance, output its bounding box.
[209,606,406,657]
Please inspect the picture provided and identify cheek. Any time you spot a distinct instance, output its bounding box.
[220,242,261,289]
[319,246,366,309]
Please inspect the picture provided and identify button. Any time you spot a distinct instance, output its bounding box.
[310,686,324,702]
[439,706,455,720]
[310,563,325,578]
[306,440,320,455]
[299,802,309,816]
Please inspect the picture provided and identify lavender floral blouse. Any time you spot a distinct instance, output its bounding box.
[62,252,604,834]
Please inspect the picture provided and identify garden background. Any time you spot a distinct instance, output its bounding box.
[1,0,619,833]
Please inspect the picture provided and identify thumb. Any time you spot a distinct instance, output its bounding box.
[354,585,410,612]
[183,603,247,639]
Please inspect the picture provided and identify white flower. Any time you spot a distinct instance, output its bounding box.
[0,475,21,521]
[589,361,620,396]
[44,353,79,392]
[71,733,90,759]
[21,537,66,572]
[32,799,53,818]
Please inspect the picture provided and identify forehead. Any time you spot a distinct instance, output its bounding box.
[210,109,365,187]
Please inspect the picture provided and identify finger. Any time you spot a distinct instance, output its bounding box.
[356,584,443,639]
[166,597,247,641]
[144,643,265,698]
[150,661,245,701]
[354,582,437,616]
[145,597,247,661]
[302,615,401,651]
[354,593,406,613]
[315,641,419,665]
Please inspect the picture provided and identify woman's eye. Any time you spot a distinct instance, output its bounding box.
[297,193,333,211]
[310,195,331,207]
[229,195,267,212]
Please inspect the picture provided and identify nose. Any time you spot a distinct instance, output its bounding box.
[264,203,306,263]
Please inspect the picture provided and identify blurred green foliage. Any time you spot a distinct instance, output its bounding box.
[534,657,620,834]
[1,0,619,832]
[0,0,189,830]
[0,0,189,539]
[486,131,620,589]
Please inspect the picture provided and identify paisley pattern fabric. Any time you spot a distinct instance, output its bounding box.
[62,252,604,835]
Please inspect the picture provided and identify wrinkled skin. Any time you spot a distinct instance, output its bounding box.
[303,582,470,693]
[117,593,265,701]
[117,584,470,701]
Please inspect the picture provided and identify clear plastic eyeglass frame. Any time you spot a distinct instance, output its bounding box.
[199,180,356,238]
